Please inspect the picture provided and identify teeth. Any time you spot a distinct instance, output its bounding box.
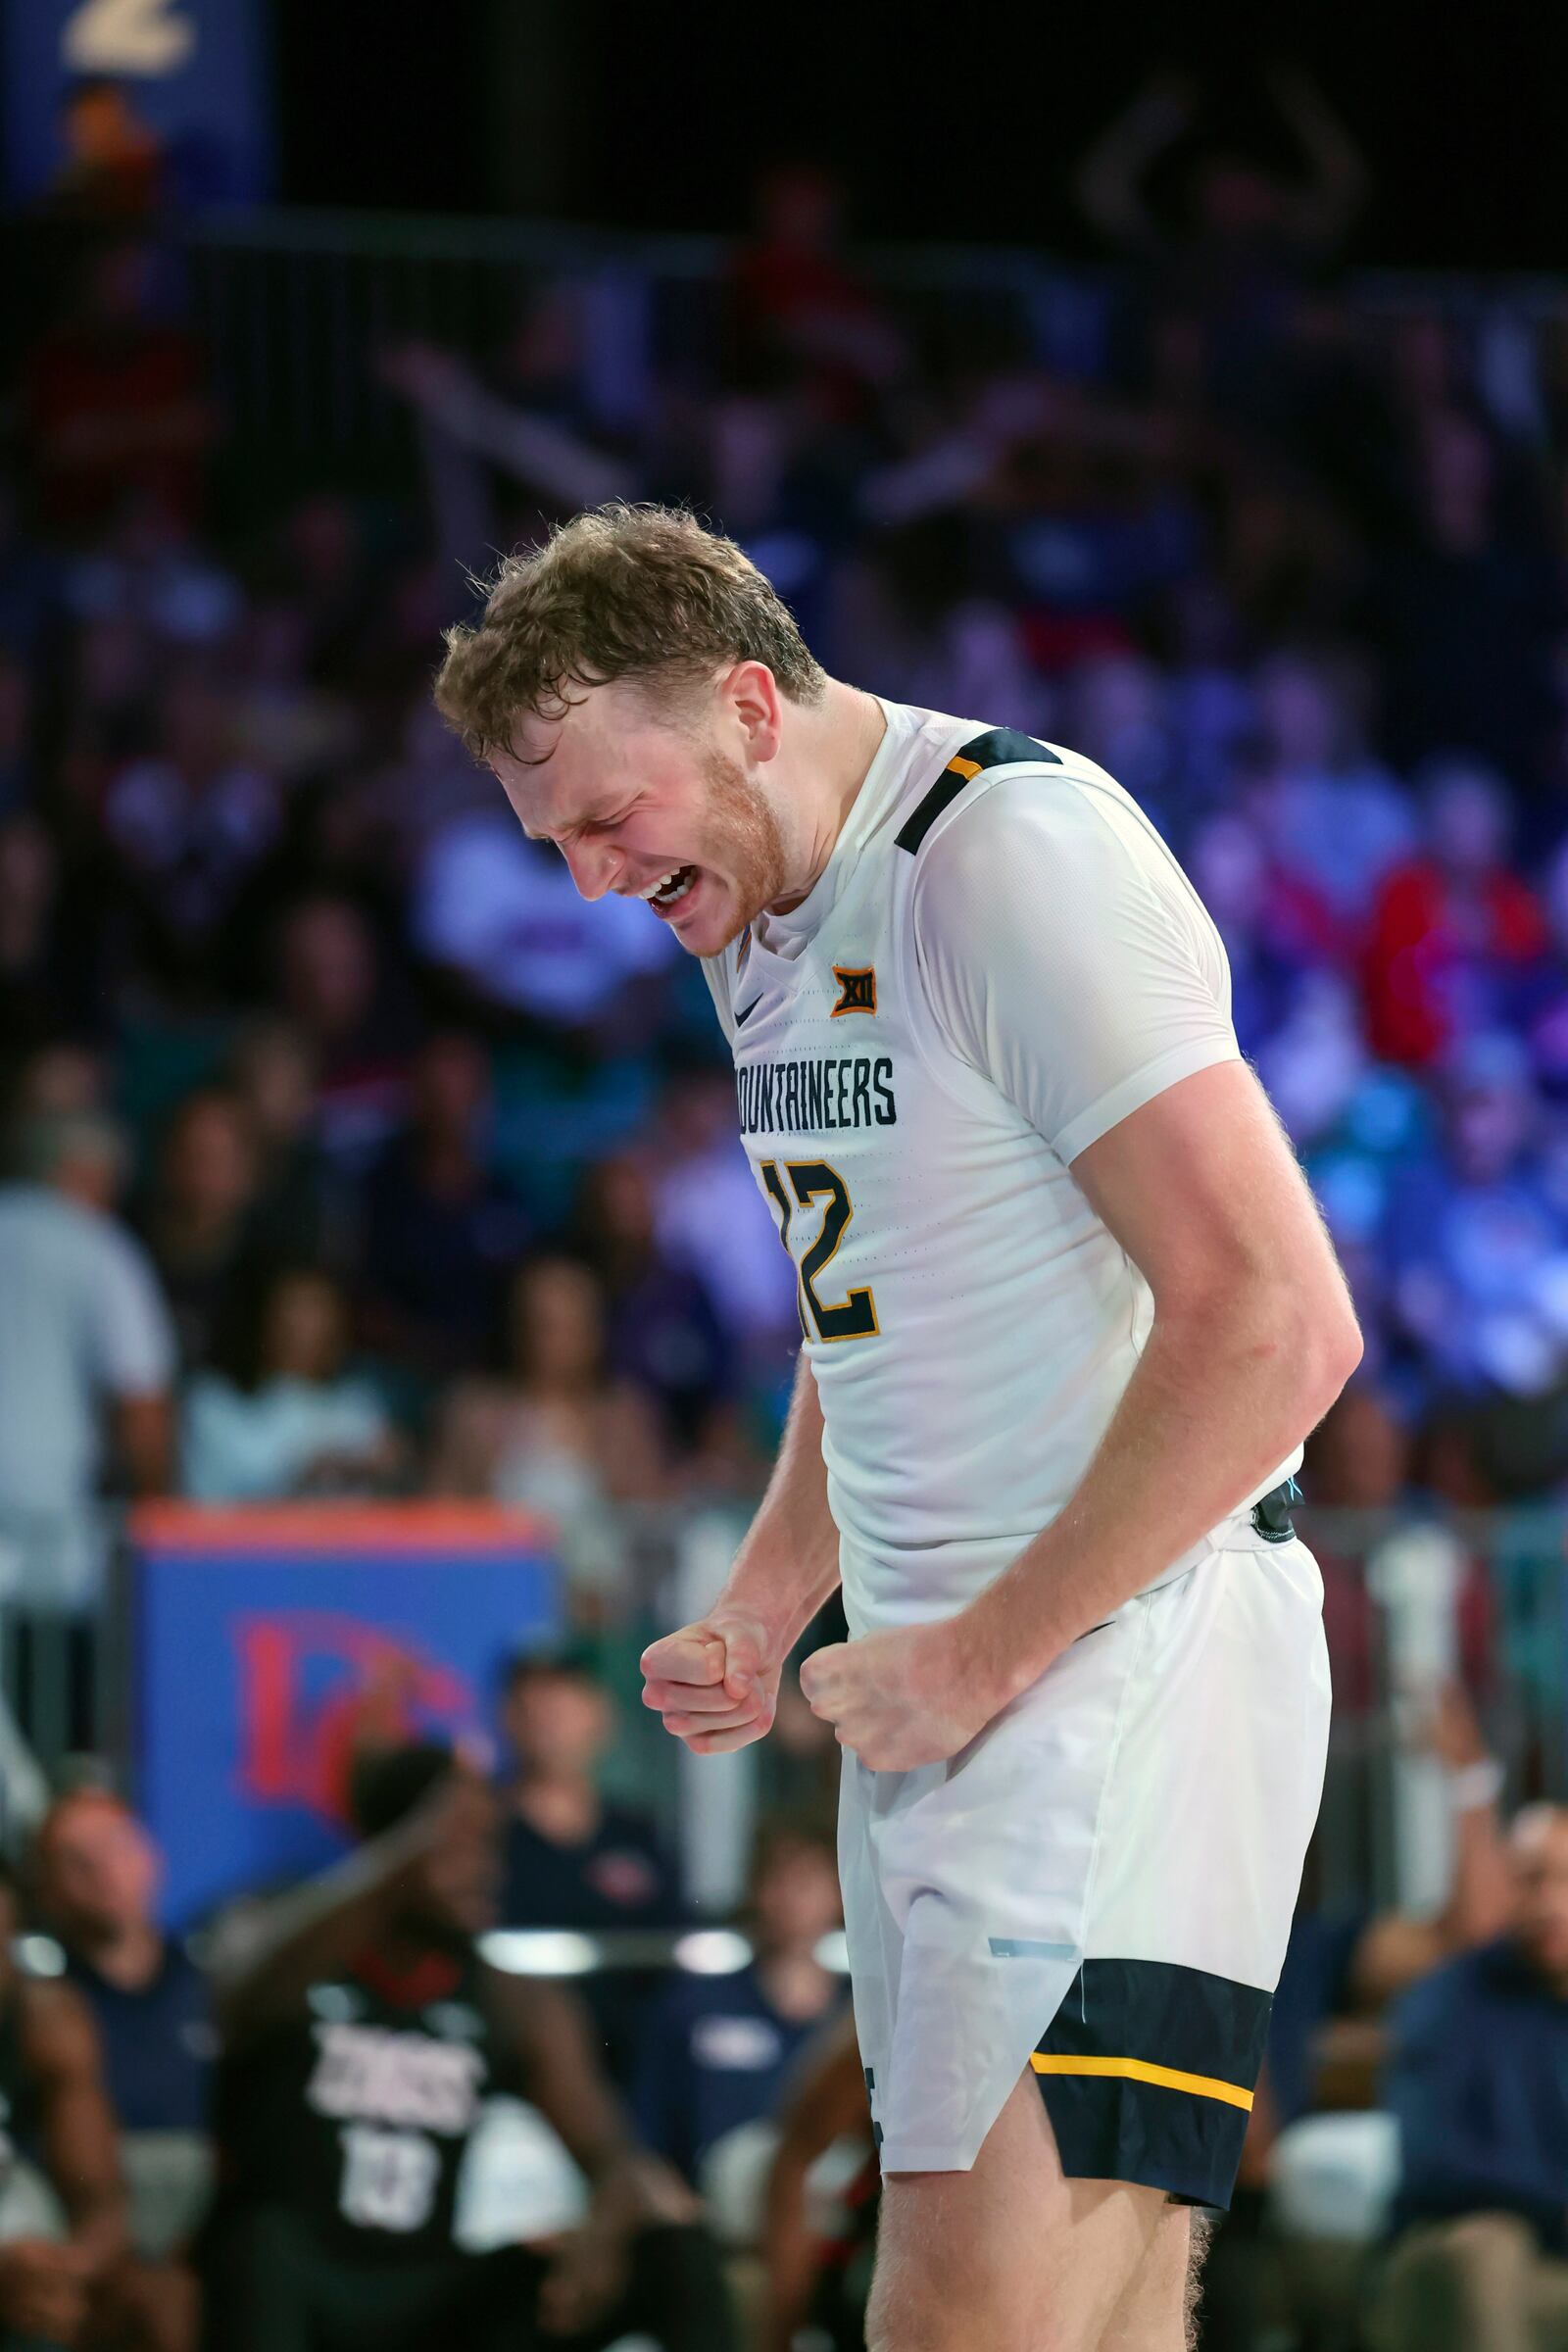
[639,870,679,900]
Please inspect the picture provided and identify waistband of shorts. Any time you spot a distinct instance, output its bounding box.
[1144,1475,1302,1595]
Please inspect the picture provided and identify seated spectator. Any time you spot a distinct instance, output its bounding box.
[32,1789,213,2137]
[0,1111,173,1623]
[1362,759,1548,1068]
[202,1741,736,2352]
[270,897,410,1176]
[571,1150,736,1456]
[429,1253,665,1594]
[137,1092,261,1373]
[100,664,280,1004]
[223,1022,350,1273]
[632,1816,845,2188]
[496,1646,682,1936]
[357,1033,530,1378]
[1368,1804,1568,2352]
[181,1264,399,1502]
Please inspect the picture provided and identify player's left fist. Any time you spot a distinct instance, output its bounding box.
[798,1621,998,1771]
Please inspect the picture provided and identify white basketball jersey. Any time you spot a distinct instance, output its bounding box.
[702,698,1298,1636]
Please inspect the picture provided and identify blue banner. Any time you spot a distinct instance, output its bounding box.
[128,1506,562,1927]
[3,0,270,206]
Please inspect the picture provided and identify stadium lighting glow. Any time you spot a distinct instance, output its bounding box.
[672,1930,752,1976]
[480,1930,598,1977]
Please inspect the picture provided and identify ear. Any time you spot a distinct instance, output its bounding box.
[724,661,785,764]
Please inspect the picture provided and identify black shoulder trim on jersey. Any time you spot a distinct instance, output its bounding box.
[895,728,1063,856]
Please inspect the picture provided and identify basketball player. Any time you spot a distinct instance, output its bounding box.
[434,505,1362,2351]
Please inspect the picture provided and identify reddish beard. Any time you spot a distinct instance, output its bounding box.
[699,746,787,943]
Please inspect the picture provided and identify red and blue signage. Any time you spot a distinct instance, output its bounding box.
[126,1504,561,1927]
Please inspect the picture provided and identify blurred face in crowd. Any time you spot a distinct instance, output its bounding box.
[1510,1808,1568,1989]
[491,673,791,958]
[1306,1387,1409,1509]
[407,1776,501,1940]
[751,1835,842,1955]
[261,1271,347,1385]
[1426,764,1510,881]
[1256,656,1342,771]
[1446,1059,1536,1187]
[278,899,376,1043]
[510,1257,604,1391]
[0,814,55,934]
[412,1033,489,1148]
[161,1094,256,1228]
[37,1794,159,1948]
[229,1023,316,1150]
[504,1667,611,1781]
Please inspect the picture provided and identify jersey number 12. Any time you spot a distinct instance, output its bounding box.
[760,1160,879,1343]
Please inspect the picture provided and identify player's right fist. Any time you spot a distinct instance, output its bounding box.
[640,1610,781,1756]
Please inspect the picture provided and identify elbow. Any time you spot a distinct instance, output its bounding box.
[1283,1287,1363,1433]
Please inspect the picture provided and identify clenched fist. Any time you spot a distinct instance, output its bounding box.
[640,1609,781,1756]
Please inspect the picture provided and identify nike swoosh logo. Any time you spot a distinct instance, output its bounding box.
[735,998,763,1027]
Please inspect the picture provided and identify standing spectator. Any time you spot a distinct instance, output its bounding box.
[181,1264,399,1503]
[137,1092,260,1373]
[1363,760,1548,1069]
[1368,1805,1568,2352]
[358,1034,529,1378]
[202,1742,735,2352]
[33,1790,213,2139]
[430,1254,665,1595]
[632,1817,845,2188]
[496,1647,682,1937]
[0,1112,173,1615]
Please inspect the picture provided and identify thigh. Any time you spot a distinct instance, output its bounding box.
[868,2070,1180,2352]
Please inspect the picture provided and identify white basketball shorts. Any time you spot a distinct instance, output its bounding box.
[838,1511,1331,2200]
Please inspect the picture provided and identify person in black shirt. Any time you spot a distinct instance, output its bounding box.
[201,1740,736,2352]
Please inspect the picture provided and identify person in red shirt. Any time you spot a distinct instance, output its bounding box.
[1362,758,1547,1067]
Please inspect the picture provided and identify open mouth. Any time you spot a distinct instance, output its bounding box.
[644,863,699,912]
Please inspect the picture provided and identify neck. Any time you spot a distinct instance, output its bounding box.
[768,679,888,913]
[515,1772,599,1841]
[74,1919,163,1990]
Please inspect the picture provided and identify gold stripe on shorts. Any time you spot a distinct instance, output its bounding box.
[1030,2053,1254,2112]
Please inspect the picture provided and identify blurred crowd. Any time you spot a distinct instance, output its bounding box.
[7,64,1568,2347]
[10,96,1568,1642]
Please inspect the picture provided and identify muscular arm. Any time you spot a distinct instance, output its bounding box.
[23,1983,126,2271]
[761,2012,869,2352]
[209,1788,456,2049]
[959,1059,1361,1702]
[487,1971,696,2230]
[641,1348,841,1755]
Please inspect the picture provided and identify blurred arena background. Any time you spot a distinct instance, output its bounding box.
[1,7,1568,2347]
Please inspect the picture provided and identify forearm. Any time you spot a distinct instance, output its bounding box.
[717,1351,841,1657]
[213,1817,427,2039]
[961,1285,1354,1705]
